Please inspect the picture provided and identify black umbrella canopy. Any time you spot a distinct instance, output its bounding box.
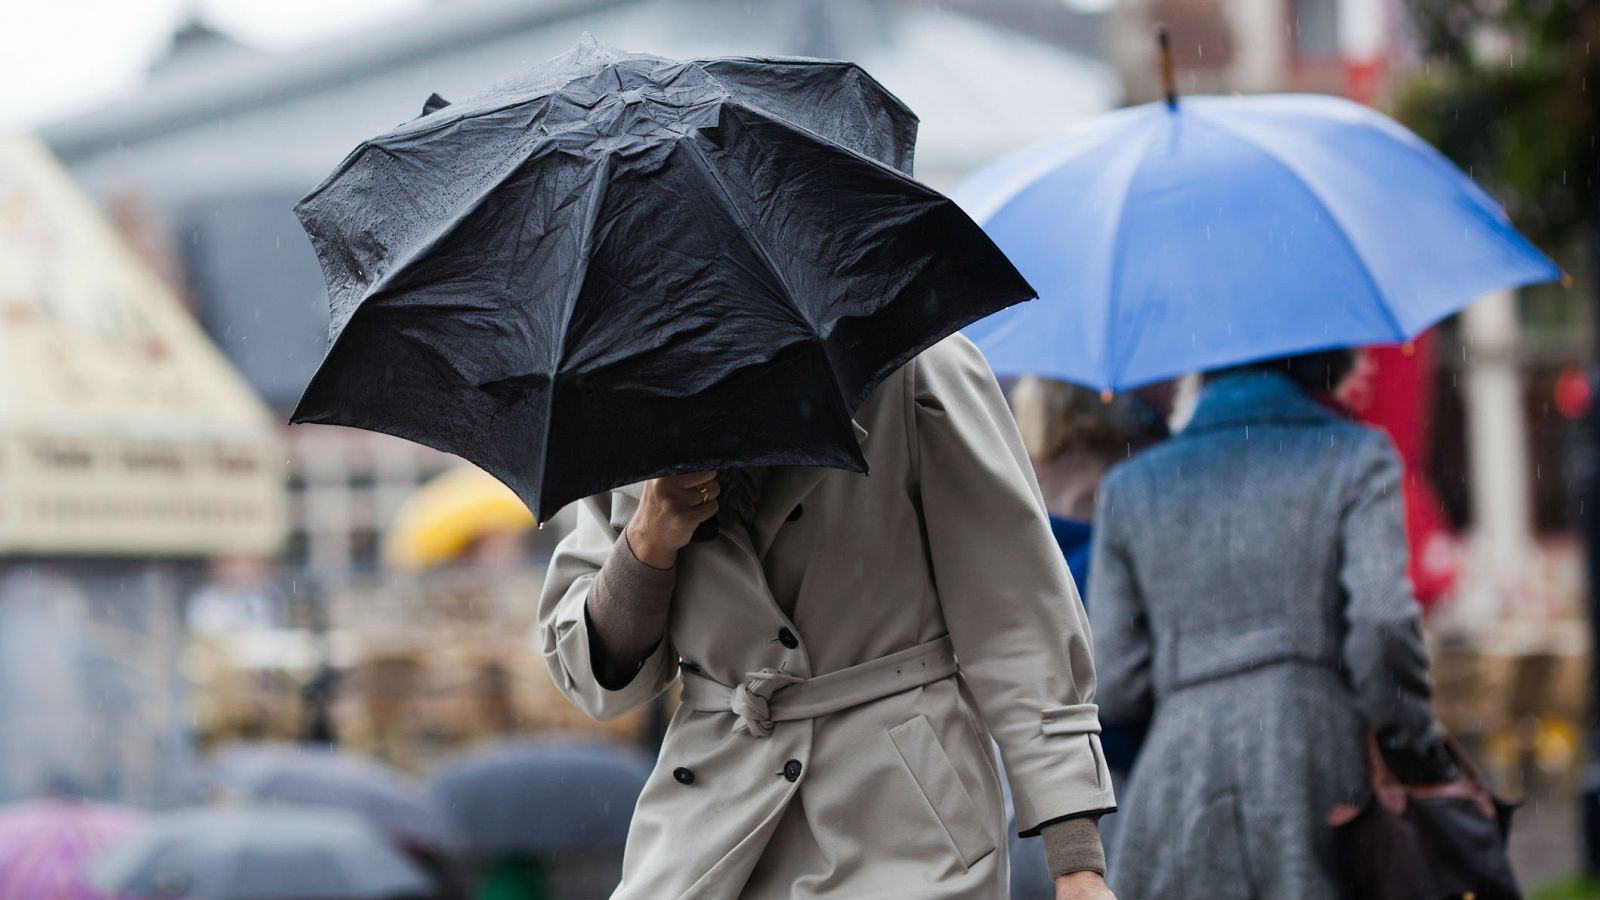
[429,739,652,856]
[202,744,462,851]
[90,807,433,900]
[293,36,1033,519]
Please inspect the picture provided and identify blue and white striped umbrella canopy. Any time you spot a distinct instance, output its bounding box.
[952,93,1561,391]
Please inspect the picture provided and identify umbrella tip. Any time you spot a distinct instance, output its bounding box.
[1099,388,1114,404]
[1156,25,1178,110]
[1561,269,1574,288]
[1401,341,1416,357]
[420,93,451,117]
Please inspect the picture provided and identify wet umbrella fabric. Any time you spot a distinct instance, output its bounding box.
[89,807,432,900]
[430,741,651,856]
[0,799,142,900]
[202,744,462,851]
[292,37,1034,519]
[952,93,1560,392]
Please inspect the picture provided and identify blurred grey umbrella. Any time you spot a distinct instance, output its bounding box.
[89,807,433,900]
[203,744,461,852]
[430,741,651,856]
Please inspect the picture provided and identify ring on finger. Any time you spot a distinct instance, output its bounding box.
[696,483,710,504]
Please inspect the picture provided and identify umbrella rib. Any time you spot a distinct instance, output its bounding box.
[1101,121,1163,391]
[679,135,858,426]
[538,154,615,516]
[1192,112,1407,341]
[308,144,549,334]
[677,138,815,339]
[676,137,854,414]
[961,107,1148,227]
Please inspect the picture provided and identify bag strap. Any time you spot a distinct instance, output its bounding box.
[1363,730,1410,815]
[1439,733,1498,819]
[1360,728,1497,820]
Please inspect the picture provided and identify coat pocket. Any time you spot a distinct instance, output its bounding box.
[888,714,997,869]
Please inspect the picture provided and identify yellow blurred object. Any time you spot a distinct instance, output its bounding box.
[384,466,536,569]
[1535,716,1580,774]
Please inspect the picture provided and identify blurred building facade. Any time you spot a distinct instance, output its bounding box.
[0,135,287,804]
[1107,0,1381,100]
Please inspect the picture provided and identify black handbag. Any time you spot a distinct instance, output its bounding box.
[1327,731,1521,900]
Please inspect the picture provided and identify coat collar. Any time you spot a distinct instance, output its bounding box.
[750,419,869,558]
[610,419,870,559]
[1181,371,1337,435]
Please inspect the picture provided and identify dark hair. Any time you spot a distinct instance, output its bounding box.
[1204,348,1357,395]
[1011,377,1169,463]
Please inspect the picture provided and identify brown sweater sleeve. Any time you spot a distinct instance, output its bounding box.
[584,532,677,690]
[1041,817,1106,878]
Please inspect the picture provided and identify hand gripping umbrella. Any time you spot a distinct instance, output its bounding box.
[292,36,1033,519]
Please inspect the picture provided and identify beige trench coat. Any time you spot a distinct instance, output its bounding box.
[537,335,1115,900]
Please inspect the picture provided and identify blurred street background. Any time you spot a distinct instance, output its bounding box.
[1,0,1597,897]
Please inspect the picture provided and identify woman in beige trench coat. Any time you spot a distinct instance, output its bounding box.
[537,335,1117,900]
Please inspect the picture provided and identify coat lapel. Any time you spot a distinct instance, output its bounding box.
[752,419,870,559]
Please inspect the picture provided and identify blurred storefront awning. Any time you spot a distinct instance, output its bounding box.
[0,136,286,557]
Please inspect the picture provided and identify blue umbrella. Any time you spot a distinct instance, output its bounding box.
[951,92,1561,391]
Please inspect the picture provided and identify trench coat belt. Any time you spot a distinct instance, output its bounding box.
[679,636,959,738]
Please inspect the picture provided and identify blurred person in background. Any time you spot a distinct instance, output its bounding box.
[1011,378,1174,584]
[185,556,284,634]
[1004,377,1171,899]
[1088,350,1457,899]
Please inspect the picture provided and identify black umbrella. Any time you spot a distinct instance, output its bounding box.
[90,807,433,900]
[202,744,462,852]
[429,740,652,856]
[292,36,1033,518]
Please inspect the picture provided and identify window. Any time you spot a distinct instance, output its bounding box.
[1294,0,1340,59]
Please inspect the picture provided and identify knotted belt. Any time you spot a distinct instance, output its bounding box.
[679,636,958,738]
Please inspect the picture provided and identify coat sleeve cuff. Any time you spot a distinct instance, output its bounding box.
[1041,817,1106,877]
[552,600,673,721]
[547,539,676,722]
[1009,706,1118,834]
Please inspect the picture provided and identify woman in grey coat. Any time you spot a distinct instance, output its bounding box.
[1088,351,1455,900]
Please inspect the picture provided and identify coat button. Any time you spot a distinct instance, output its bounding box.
[787,504,804,522]
[783,759,803,782]
[673,767,695,785]
[777,627,799,650]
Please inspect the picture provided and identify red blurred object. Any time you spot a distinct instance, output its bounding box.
[1331,30,1458,611]
[1339,334,1460,610]
[1555,366,1591,420]
[1343,58,1386,105]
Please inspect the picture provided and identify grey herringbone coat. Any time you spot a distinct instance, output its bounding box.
[1089,371,1438,900]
